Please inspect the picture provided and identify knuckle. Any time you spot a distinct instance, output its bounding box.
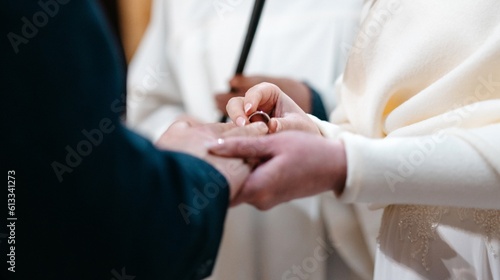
[262,82,280,91]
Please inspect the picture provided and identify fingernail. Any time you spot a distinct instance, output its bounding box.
[236,117,246,127]
[244,103,252,113]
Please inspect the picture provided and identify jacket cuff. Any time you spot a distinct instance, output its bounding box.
[304,83,329,121]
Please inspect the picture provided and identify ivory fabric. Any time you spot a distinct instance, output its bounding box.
[127,0,368,279]
[312,0,500,278]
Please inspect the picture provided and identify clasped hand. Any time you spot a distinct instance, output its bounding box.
[156,120,268,201]
[211,83,348,210]
[156,83,347,210]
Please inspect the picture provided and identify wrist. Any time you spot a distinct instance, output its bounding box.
[326,140,347,197]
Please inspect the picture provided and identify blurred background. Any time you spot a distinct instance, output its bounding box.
[99,0,152,63]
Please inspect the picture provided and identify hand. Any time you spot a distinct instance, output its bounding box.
[156,121,269,200]
[209,131,347,210]
[215,75,312,115]
[174,114,204,126]
[226,82,320,134]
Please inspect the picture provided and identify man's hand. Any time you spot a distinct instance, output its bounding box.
[209,131,347,210]
[225,82,320,134]
[215,75,312,115]
[156,121,269,201]
[174,114,203,126]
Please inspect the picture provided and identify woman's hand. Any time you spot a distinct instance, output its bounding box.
[215,75,312,115]
[225,82,320,135]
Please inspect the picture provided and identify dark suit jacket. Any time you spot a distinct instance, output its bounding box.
[1,1,228,279]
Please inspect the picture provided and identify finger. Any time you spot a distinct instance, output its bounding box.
[226,96,247,127]
[215,92,244,114]
[155,121,193,148]
[222,122,268,138]
[230,174,260,207]
[230,160,278,209]
[226,82,282,126]
[267,118,292,134]
[202,122,238,135]
[243,82,282,115]
[169,120,192,129]
[175,115,204,127]
[208,135,272,159]
[268,114,318,134]
[268,119,280,134]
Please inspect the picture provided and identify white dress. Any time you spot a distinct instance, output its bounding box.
[311,0,500,279]
[127,0,370,279]
[377,206,500,279]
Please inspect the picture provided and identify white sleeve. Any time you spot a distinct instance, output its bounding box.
[126,0,184,142]
[309,114,347,139]
[338,123,500,209]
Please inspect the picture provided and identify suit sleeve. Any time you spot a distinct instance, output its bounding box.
[1,1,227,279]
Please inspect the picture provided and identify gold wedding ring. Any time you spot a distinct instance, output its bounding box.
[248,111,271,124]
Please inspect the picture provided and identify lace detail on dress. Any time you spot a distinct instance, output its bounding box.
[396,205,500,271]
[397,205,446,271]
[458,208,500,258]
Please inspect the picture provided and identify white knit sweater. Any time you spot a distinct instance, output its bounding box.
[314,0,500,209]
